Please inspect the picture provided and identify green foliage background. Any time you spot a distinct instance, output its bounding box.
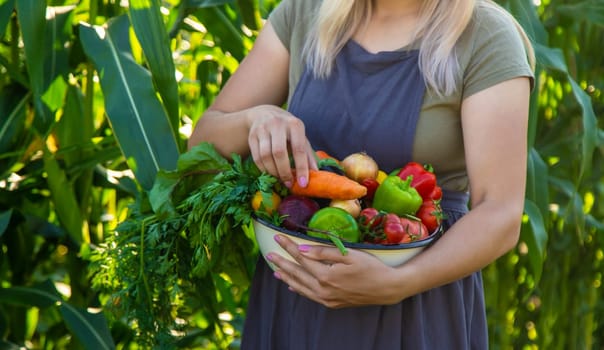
[0,0,602,348]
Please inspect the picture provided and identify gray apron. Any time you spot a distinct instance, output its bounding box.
[241,40,488,349]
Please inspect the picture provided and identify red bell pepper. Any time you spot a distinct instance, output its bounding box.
[360,178,380,202]
[397,162,441,201]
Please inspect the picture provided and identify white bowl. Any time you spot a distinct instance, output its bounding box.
[253,217,441,269]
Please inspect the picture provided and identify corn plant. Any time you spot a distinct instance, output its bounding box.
[0,0,602,348]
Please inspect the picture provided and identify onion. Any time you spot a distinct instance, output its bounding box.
[340,152,379,183]
[329,199,362,218]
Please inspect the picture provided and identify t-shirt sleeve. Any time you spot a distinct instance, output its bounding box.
[267,0,294,51]
[462,8,535,99]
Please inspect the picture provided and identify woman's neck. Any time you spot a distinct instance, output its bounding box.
[352,0,422,53]
[371,0,421,19]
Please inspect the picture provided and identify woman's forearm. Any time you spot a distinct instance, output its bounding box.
[389,198,523,301]
[187,108,252,156]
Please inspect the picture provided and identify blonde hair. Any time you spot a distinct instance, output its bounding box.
[303,0,535,97]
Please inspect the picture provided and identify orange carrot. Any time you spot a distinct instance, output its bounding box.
[290,169,367,200]
[315,150,340,163]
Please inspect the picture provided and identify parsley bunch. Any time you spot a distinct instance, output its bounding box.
[89,143,280,347]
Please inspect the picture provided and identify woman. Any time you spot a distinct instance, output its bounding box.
[189,0,534,348]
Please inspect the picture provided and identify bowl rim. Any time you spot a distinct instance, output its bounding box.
[253,216,442,250]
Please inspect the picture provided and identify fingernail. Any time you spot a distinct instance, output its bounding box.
[274,271,282,279]
[284,181,292,188]
[298,176,308,187]
[266,253,274,262]
[274,235,282,243]
[298,244,311,253]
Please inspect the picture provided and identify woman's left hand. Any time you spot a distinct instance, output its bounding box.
[267,234,403,308]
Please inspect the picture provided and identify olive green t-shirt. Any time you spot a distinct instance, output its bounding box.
[269,0,534,192]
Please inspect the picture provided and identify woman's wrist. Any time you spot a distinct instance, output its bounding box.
[385,260,421,303]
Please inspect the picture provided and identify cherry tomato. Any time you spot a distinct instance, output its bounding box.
[400,217,430,241]
[358,208,383,229]
[428,185,443,201]
[416,200,442,233]
[251,190,281,215]
[381,213,404,244]
[383,220,405,244]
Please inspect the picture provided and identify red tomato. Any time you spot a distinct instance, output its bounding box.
[381,214,404,244]
[416,200,442,233]
[358,208,383,229]
[384,220,405,244]
[400,217,430,241]
[429,185,443,201]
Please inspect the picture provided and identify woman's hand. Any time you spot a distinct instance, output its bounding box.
[247,105,317,188]
[267,234,403,308]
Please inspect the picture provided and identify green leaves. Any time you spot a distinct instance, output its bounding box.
[556,0,604,25]
[521,200,548,283]
[80,15,180,191]
[0,0,15,38]
[15,0,51,133]
[149,142,230,217]
[0,209,11,237]
[43,145,87,245]
[0,280,115,350]
[129,0,180,137]
[535,43,598,180]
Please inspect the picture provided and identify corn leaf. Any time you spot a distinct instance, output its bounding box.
[556,1,604,25]
[0,280,115,350]
[192,7,245,60]
[79,15,179,190]
[59,305,115,350]
[526,147,549,220]
[0,0,15,38]
[0,85,29,154]
[521,200,547,283]
[535,44,598,180]
[129,0,180,141]
[0,209,11,237]
[15,0,51,133]
[43,145,87,245]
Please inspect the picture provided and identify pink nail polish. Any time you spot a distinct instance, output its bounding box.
[274,235,282,243]
[284,181,292,188]
[274,271,282,279]
[266,253,274,261]
[298,176,308,187]
[298,244,311,252]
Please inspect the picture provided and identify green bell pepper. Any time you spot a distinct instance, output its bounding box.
[372,175,422,216]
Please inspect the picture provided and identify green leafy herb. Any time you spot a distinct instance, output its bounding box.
[89,142,278,347]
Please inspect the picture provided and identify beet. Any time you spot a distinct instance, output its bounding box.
[277,195,320,231]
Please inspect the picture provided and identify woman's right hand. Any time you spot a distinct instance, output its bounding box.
[247,105,317,189]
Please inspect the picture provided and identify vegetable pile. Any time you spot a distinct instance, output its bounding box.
[88,142,445,346]
[258,151,446,254]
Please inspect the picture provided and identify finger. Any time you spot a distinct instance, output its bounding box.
[270,127,295,186]
[274,235,348,275]
[256,130,279,177]
[248,134,266,173]
[287,119,311,187]
[268,251,319,296]
[306,142,319,171]
[271,254,345,309]
[296,244,354,267]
